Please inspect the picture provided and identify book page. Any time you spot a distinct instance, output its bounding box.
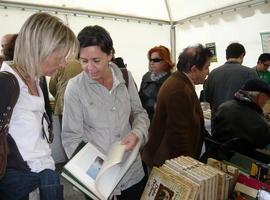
[96,141,125,180]
[96,141,141,199]
[63,143,106,199]
[63,141,141,200]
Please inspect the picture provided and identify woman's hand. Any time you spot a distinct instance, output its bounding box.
[121,132,139,151]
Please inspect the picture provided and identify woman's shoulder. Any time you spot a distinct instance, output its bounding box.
[1,62,25,89]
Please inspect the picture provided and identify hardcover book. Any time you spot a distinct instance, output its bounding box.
[61,141,141,200]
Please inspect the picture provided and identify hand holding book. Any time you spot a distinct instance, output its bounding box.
[62,140,141,200]
[121,132,139,151]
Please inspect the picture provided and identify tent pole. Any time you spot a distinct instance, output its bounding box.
[165,0,176,65]
[170,25,176,67]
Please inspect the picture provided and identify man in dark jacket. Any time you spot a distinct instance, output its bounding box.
[204,43,257,122]
[211,78,270,160]
[142,45,213,167]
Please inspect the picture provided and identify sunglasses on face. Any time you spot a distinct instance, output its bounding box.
[150,58,163,63]
[41,112,53,144]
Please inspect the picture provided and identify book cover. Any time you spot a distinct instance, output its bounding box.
[161,165,199,200]
[140,167,191,200]
[233,182,258,200]
[250,161,270,184]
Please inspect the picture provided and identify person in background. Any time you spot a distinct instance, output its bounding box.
[0,55,4,67]
[253,53,270,84]
[139,45,174,121]
[49,60,82,127]
[62,25,149,200]
[142,45,213,168]
[204,42,257,122]
[0,12,78,200]
[1,34,18,61]
[208,79,270,161]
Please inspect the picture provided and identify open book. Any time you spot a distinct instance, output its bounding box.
[61,141,141,200]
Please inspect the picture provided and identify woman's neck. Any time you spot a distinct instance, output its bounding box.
[12,64,39,96]
[97,67,113,90]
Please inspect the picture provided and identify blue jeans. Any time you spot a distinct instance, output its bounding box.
[0,168,63,200]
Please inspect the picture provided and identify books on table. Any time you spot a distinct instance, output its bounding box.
[61,141,141,200]
[141,156,228,200]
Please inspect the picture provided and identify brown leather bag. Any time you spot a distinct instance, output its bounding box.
[0,71,20,178]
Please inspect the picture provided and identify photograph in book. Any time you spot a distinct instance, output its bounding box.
[87,156,104,180]
[61,141,141,200]
[141,167,191,200]
[154,184,174,200]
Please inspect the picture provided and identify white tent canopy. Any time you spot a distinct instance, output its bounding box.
[0,0,269,87]
[0,0,266,23]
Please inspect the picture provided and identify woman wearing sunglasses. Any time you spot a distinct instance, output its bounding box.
[0,12,78,200]
[139,45,174,122]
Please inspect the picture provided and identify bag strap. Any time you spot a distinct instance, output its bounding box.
[0,71,20,178]
[120,68,129,88]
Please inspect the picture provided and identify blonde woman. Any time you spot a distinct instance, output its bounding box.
[0,12,78,200]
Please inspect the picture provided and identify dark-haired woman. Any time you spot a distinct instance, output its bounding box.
[62,25,149,200]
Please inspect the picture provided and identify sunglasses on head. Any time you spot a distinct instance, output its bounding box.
[150,58,163,63]
[41,112,53,144]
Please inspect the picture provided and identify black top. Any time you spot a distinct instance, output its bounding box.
[139,71,171,121]
[212,98,270,152]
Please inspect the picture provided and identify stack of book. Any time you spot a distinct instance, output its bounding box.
[141,156,236,200]
[221,152,270,199]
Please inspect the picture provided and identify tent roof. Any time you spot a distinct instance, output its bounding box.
[0,0,266,24]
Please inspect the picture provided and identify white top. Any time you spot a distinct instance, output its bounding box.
[1,62,55,172]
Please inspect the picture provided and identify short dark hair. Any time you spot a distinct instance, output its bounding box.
[226,43,245,59]
[77,25,113,55]
[258,53,270,63]
[177,46,213,72]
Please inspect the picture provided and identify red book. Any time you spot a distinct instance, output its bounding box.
[237,173,270,191]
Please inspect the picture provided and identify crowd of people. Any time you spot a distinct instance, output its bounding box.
[1,11,270,200]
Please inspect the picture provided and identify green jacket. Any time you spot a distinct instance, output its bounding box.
[253,66,270,84]
[49,60,82,115]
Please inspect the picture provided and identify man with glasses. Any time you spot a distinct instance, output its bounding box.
[254,53,270,84]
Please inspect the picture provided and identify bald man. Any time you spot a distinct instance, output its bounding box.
[1,34,17,61]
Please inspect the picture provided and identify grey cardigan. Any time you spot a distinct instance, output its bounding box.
[62,62,149,194]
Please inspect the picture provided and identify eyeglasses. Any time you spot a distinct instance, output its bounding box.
[150,58,163,63]
[41,112,53,144]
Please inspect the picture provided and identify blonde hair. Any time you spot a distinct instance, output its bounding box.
[14,12,79,79]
